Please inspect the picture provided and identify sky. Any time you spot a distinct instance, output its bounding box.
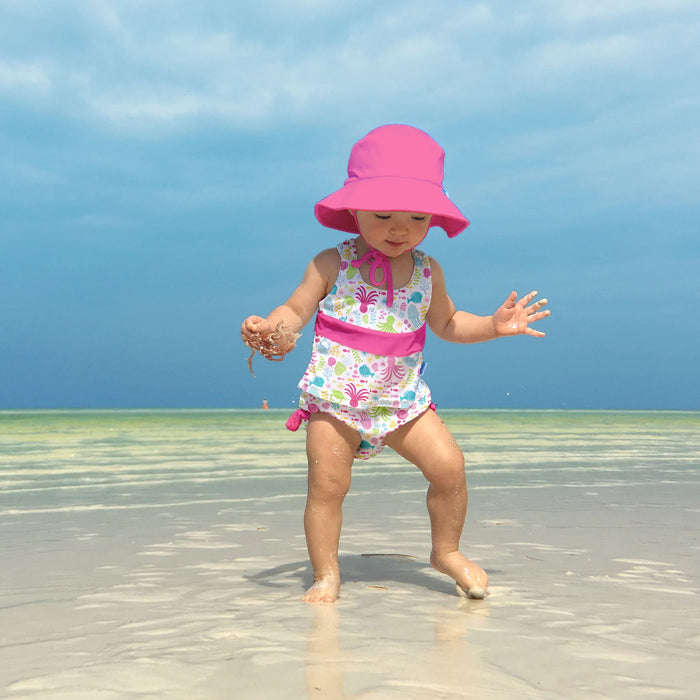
[1,0,698,410]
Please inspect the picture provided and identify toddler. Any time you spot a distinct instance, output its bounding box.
[241,125,550,603]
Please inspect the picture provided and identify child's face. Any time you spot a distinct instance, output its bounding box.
[354,210,432,257]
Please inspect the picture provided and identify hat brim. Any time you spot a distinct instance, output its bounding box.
[314,177,469,238]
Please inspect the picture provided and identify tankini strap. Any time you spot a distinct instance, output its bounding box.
[315,311,426,357]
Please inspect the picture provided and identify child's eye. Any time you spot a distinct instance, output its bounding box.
[411,216,427,222]
[374,214,391,220]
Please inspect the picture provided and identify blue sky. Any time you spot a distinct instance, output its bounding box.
[1,0,698,410]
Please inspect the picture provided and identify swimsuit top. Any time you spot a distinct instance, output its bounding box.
[297,238,433,409]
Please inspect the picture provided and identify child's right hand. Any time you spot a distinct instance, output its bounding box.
[240,315,301,369]
[241,315,272,343]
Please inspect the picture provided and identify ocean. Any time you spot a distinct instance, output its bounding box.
[2,408,698,516]
[1,409,699,698]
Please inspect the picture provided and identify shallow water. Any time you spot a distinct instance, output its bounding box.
[1,409,699,698]
[4,409,696,509]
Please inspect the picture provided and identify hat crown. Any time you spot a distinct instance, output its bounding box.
[346,124,445,187]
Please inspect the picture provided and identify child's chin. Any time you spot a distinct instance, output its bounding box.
[384,244,406,255]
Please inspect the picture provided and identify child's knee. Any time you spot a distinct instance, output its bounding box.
[308,466,351,500]
[427,449,466,489]
[437,438,465,471]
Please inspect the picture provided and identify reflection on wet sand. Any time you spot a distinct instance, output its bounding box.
[303,593,496,699]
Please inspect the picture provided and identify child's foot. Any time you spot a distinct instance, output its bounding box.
[302,575,341,604]
[430,550,489,599]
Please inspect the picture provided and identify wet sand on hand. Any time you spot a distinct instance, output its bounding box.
[1,409,699,698]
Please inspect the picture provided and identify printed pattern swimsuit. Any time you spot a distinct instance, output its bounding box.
[289,238,434,459]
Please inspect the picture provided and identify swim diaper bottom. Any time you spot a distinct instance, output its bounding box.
[286,390,434,460]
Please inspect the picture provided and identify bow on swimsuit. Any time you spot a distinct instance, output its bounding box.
[350,247,394,306]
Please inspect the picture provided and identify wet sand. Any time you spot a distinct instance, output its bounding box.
[1,409,699,698]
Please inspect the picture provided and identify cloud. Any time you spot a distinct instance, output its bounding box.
[0,0,695,231]
[1,0,694,136]
[1,0,698,215]
[554,0,698,24]
[0,58,50,93]
[524,33,640,77]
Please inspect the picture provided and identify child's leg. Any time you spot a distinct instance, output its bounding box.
[302,412,361,603]
[385,409,489,598]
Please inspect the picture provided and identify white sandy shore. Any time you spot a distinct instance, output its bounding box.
[1,410,699,698]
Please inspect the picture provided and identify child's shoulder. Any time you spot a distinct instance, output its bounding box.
[313,238,357,265]
[311,246,342,278]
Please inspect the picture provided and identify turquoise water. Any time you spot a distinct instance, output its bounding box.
[2,409,699,513]
[2,409,698,513]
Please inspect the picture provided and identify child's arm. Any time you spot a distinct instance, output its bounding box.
[241,248,339,356]
[427,258,550,343]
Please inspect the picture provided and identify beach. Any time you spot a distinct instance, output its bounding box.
[1,409,699,699]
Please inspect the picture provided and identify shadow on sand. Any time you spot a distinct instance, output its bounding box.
[246,553,479,597]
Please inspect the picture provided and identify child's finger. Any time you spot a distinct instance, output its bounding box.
[503,290,518,307]
[518,290,538,306]
[526,298,548,313]
[529,309,551,323]
[526,327,546,337]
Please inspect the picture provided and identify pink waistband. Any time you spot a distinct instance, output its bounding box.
[315,312,426,357]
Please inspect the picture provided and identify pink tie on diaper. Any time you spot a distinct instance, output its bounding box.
[351,247,394,306]
[285,408,310,431]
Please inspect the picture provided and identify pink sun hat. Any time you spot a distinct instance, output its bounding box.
[314,124,469,238]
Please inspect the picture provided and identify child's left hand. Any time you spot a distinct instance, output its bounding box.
[492,291,550,338]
